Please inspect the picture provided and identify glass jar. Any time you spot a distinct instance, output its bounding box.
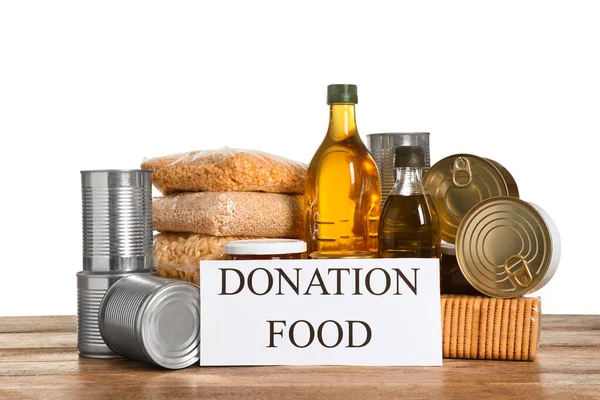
[309,251,375,259]
[440,242,481,295]
[224,239,307,260]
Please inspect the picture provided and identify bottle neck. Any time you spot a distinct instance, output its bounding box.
[327,103,357,140]
[392,167,424,196]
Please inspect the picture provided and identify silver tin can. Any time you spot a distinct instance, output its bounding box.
[99,275,200,369]
[81,170,153,272]
[77,270,150,358]
[367,133,430,208]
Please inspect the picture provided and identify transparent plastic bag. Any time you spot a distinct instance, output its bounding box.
[153,232,254,264]
[440,295,541,361]
[154,263,201,285]
[152,192,304,238]
[141,147,307,195]
[152,232,255,285]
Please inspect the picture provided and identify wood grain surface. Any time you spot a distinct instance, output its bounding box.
[0,315,599,399]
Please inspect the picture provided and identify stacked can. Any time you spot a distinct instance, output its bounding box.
[77,170,153,358]
[422,154,561,297]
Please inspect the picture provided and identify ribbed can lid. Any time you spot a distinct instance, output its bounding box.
[140,280,200,369]
[455,197,560,298]
[224,239,307,255]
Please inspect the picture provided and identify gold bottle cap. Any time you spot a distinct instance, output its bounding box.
[455,197,559,298]
[423,154,519,243]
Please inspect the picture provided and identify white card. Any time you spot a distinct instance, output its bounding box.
[200,258,442,366]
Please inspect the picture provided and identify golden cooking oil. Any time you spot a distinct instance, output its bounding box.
[305,84,381,258]
[378,146,440,258]
[379,194,440,258]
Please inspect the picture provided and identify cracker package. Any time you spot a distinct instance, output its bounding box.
[440,295,541,361]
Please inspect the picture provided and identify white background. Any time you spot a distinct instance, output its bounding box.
[0,1,598,316]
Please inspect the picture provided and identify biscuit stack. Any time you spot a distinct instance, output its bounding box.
[141,148,307,284]
[441,295,541,361]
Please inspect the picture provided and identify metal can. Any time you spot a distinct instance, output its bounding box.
[81,170,153,272]
[455,197,561,298]
[367,133,431,208]
[98,274,200,369]
[77,270,149,358]
[423,154,519,244]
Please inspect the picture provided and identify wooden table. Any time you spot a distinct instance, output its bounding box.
[0,315,599,399]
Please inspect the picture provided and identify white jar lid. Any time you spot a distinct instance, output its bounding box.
[224,239,307,255]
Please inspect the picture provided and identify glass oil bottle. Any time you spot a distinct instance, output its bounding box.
[305,84,381,258]
[378,146,440,258]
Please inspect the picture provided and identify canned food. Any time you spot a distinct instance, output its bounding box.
[77,270,149,358]
[98,275,200,369]
[423,154,519,243]
[81,170,153,272]
[455,197,561,298]
[224,239,307,260]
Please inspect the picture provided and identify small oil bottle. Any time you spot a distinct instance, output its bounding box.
[378,146,440,258]
[305,84,381,258]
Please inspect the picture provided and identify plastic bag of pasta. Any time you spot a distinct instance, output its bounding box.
[141,147,307,195]
[152,232,256,285]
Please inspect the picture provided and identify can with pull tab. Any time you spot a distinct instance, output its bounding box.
[455,197,561,298]
[423,154,519,244]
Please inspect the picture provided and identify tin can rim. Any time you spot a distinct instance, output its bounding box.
[80,169,152,174]
[367,132,430,137]
[427,153,507,180]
